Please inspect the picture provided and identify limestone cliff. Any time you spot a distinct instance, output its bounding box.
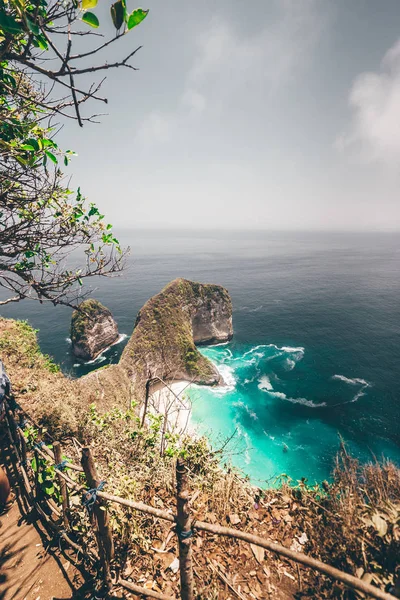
[71,299,119,361]
[120,278,233,400]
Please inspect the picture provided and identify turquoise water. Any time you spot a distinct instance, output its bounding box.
[1,230,399,483]
[189,343,375,484]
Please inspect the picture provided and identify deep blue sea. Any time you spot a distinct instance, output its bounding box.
[1,230,400,484]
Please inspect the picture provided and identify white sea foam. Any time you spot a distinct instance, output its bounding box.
[233,401,258,421]
[205,364,236,396]
[79,333,129,365]
[281,346,305,354]
[284,358,296,371]
[242,344,270,358]
[219,364,236,387]
[332,374,370,403]
[84,354,107,365]
[248,305,263,313]
[66,337,71,344]
[332,374,368,386]
[258,375,273,391]
[271,391,327,408]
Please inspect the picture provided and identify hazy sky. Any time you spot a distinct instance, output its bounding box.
[58,0,400,230]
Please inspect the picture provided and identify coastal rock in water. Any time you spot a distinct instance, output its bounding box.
[71,299,119,361]
[120,278,233,400]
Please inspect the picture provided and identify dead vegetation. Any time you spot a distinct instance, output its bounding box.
[1,316,399,599]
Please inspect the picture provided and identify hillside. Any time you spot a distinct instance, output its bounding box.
[0,293,399,599]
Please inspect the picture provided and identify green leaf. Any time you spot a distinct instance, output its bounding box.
[0,12,24,34]
[43,482,55,495]
[127,8,149,30]
[42,139,57,148]
[110,1,125,29]
[81,0,98,8]
[21,144,36,151]
[25,138,39,151]
[45,150,57,163]
[32,34,48,50]
[82,11,99,28]
[26,17,40,35]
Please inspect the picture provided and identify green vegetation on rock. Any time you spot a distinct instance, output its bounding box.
[70,299,112,344]
[120,278,233,400]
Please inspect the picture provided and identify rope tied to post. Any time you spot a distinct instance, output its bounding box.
[82,481,106,511]
[176,526,194,540]
[54,459,69,471]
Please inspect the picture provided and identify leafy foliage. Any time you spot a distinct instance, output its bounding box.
[0,0,148,307]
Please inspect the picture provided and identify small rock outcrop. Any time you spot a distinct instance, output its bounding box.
[71,299,119,361]
[120,278,233,400]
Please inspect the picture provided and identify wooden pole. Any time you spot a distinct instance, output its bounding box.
[141,374,151,427]
[6,409,19,451]
[17,427,27,466]
[176,458,194,600]
[53,441,69,530]
[81,447,114,592]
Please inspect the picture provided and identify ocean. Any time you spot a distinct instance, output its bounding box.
[1,230,400,484]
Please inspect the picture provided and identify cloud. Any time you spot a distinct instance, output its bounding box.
[136,0,327,147]
[189,1,325,98]
[338,39,400,164]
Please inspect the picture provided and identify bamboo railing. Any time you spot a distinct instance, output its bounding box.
[3,398,398,600]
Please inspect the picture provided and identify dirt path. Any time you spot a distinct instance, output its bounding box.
[0,500,81,600]
[0,438,85,600]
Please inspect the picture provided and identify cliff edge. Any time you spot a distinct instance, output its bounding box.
[120,278,233,399]
[71,299,119,361]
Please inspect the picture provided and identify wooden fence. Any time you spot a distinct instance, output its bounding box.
[2,398,398,600]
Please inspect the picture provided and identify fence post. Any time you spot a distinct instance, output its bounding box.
[81,447,114,592]
[53,441,69,530]
[176,458,194,600]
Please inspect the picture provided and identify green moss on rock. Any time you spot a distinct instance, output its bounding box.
[120,278,233,401]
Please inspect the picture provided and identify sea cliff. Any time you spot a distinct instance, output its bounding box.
[120,278,233,400]
[70,299,119,361]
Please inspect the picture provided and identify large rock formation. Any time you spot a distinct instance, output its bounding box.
[71,299,119,361]
[120,278,233,400]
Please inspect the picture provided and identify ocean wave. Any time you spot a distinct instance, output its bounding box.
[233,400,258,421]
[332,374,370,403]
[281,346,305,354]
[237,305,263,313]
[205,364,236,395]
[332,374,369,386]
[271,391,327,408]
[284,358,296,371]
[76,333,129,366]
[258,375,273,391]
[83,354,107,366]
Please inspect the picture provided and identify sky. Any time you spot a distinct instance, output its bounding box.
[57,0,400,231]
